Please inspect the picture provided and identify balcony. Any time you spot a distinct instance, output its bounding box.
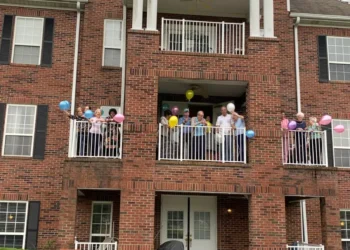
[286,244,324,250]
[71,121,122,159]
[158,124,246,163]
[161,18,245,55]
[282,130,328,167]
[75,241,118,250]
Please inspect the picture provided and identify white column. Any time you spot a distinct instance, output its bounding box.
[132,0,143,30]
[249,0,260,37]
[263,0,274,37]
[146,0,158,31]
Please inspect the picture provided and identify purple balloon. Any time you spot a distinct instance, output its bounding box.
[288,121,297,130]
[171,106,179,115]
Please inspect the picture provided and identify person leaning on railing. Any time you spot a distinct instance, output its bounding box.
[232,112,245,162]
[160,109,172,158]
[191,111,207,160]
[88,109,105,156]
[178,108,192,159]
[294,112,307,164]
[104,108,121,157]
[307,117,322,165]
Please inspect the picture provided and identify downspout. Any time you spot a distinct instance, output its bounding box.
[294,16,308,243]
[119,4,127,158]
[68,1,81,157]
[294,16,301,113]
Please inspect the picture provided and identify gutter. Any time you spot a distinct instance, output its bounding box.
[290,12,350,21]
[119,3,127,158]
[294,16,301,113]
[68,1,81,157]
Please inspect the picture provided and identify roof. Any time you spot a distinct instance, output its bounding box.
[290,0,350,16]
[0,0,88,11]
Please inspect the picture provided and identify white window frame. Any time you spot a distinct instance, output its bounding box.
[90,201,113,242]
[332,119,350,168]
[102,19,123,67]
[0,201,29,250]
[1,104,37,157]
[11,16,45,65]
[340,209,350,248]
[327,36,350,81]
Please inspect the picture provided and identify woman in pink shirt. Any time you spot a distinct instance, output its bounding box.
[88,109,105,156]
[281,111,289,163]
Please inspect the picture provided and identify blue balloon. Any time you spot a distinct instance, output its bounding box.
[84,110,94,119]
[246,130,255,139]
[64,100,71,110]
[59,101,69,111]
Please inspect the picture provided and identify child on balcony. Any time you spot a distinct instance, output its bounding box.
[307,117,322,165]
[88,109,105,156]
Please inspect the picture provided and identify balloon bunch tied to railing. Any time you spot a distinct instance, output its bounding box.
[59,100,125,122]
[162,89,255,139]
[288,114,345,134]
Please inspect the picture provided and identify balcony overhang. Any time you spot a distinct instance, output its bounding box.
[290,12,350,28]
[0,0,88,11]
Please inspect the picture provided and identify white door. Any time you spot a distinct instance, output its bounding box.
[161,195,217,250]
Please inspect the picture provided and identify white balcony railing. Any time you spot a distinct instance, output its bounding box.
[158,124,246,163]
[161,18,245,55]
[72,121,122,159]
[282,130,328,166]
[75,241,118,250]
[286,244,324,250]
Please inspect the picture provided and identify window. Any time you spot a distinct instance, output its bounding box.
[194,212,210,240]
[12,17,44,65]
[341,210,350,250]
[327,37,350,81]
[2,105,37,157]
[103,20,123,67]
[332,120,350,167]
[0,201,28,249]
[167,211,184,239]
[90,202,113,243]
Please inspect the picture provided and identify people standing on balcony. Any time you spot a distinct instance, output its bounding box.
[307,117,322,165]
[232,112,245,162]
[160,110,172,159]
[206,116,215,160]
[64,107,88,156]
[281,111,290,163]
[294,112,307,164]
[88,109,105,156]
[178,108,192,159]
[216,106,234,161]
[192,111,207,160]
[104,108,120,157]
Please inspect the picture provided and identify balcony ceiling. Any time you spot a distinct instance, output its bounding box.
[159,78,247,98]
[126,0,249,18]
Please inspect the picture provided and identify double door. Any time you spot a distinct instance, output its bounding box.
[160,195,217,250]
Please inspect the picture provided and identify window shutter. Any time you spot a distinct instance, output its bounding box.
[0,15,14,64]
[324,124,334,167]
[318,36,329,83]
[0,103,6,152]
[41,18,54,67]
[25,201,41,250]
[33,105,49,159]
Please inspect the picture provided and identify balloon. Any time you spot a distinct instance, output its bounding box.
[59,101,70,111]
[162,103,170,111]
[171,106,179,116]
[320,115,332,126]
[227,103,235,113]
[334,125,345,133]
[186,90,194,101]
[246,130,255,139]
[169,116,178,129]
[288,121,297,130]
[113,114,125,123]
[84,110,94,119]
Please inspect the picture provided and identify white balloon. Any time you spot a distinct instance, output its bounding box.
[227,103,235,113]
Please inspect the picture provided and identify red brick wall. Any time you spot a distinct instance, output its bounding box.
[286,201,302,244]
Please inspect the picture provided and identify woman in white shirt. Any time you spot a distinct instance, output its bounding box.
[88,109,105,156]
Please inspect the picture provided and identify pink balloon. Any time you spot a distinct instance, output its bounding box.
[171,106,179,115]
[288,121,297,130]
[113,114,125,123]
[334,125,345,133]
[320,115,332,126]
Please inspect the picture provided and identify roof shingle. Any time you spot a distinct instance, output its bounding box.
[291,0,350,16]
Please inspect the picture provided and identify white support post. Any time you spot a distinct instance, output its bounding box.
[182,19,185,52]
[132,0,143,30]
[180,125,183,161]
[146,0,158,31]
[242,22,245,55]
[263,0,274,37]
[221,21,225,54]
[158,123,161,160]
[249,0,260,37]
[221,129,225,163]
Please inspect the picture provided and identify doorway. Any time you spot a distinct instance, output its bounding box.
[160,195,217,250]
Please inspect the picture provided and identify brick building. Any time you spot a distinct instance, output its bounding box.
[0,0,349,249]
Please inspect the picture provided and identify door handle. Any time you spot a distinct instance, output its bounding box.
[185,234,192,247]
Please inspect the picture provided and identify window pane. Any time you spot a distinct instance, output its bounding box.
[15,17,43,46]
[13,45,40,65]
[104,20,122,48]
[104,48,121,67]
[167,211,184,240]
[4,135,33,156]
[91,203,112,237]
[5,105,36,134]
[194,211,210,240]
[329,63,350,81]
